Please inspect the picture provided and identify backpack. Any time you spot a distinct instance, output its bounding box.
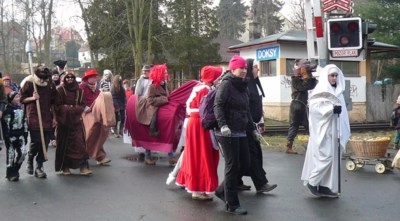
[199,87,219,130]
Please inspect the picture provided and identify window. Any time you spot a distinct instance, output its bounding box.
[330,61,359,77]
[260,60,276,76]
[286,59,296,76]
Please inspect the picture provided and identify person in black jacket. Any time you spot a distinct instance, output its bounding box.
[214,55,261,215]
[236,59,278,193]
[286,59,318,154]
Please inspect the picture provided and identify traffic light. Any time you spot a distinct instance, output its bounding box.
[362,21,377,46]
[327,17,362,50]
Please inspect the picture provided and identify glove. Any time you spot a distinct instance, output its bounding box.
[221,125,231,137]
[333,105,342,114]
[252,130,262,141]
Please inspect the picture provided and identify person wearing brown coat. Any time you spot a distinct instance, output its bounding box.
[20,67,57,178]
[135,64,177,165]
[54,71,92,176]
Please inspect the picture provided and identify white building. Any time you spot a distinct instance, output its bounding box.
[229,30,400,122]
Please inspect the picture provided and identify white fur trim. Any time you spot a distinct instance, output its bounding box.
[186,84,210,114]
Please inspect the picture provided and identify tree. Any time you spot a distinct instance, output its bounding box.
[353,0,400,81]
[65,40,81,68]
[216,0,248,40]
[252,0,284,36]
[288,0,305,31]
[163,0,221,79]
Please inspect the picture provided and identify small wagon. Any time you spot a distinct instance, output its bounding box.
[345,137,393,174]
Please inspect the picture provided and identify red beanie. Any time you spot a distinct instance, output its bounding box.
[201,66,223,84]
[228,55,247,71]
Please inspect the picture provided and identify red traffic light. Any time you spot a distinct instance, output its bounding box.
[330,22,341,33]
[347,22,359,32]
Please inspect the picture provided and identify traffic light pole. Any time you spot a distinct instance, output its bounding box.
[305,0,329,68]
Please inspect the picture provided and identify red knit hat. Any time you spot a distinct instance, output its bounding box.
[201,66,223,84]
[82,69,99,81]
[228,55,247,71]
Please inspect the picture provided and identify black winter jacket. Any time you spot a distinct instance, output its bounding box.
[214,72,255,132]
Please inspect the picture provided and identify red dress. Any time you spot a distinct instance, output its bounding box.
[176,84,220,193]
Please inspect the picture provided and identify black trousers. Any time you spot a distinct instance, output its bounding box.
[238,132,268,188]
[287,101,309,141]
[216,136,250,210]
[29,130,52,164]
[5,136,25,178]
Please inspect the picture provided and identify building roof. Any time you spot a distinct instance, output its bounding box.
[212,38,243,62]
[228,30,400,53]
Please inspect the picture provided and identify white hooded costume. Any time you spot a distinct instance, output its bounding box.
[301,64,351,193]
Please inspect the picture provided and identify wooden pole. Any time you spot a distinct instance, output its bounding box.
[25,41,47,161]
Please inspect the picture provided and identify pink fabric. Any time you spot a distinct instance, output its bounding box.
[228,55,247,71]
[125,80,199,153]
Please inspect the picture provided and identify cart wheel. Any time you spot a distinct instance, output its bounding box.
[355,162,365,168]
[375,163,386,174]
[346,160,356,171]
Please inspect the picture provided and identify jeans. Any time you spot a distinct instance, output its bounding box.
[215,136,250,210]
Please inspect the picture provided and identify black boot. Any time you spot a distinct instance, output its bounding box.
[34,163,47,178]
[26,154,34,175]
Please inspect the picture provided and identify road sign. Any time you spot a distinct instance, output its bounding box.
[323,0,351,13]
[331,49,358,57]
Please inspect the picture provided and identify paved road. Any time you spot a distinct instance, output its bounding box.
[0,137,399,221]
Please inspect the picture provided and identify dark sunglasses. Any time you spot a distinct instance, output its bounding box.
[65,76,75,79]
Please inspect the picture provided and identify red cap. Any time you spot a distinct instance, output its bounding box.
[201,66,223,84]
[228,55,247,71]
[82,69,99,81]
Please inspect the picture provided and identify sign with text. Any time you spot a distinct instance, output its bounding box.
[331,49,358,57]
[256,46,279,61]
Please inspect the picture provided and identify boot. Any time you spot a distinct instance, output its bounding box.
[26,154,34,175]
[34,163,47,178]
[286,140,297,154]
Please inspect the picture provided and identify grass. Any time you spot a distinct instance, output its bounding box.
[261,130,397,155]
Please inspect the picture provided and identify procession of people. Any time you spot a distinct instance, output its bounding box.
[5,54,400,216]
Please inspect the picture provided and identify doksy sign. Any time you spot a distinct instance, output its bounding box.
[257,46,280,61]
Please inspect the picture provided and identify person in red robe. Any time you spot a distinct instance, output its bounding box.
[175,66,222,200]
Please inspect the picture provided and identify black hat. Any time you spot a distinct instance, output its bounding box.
[54,60,67,70]
[52,70,60,76]
[7,91,18,103]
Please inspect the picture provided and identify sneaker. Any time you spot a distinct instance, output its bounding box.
[192,193,213,201]
[144,158,156,165]
[62,168,71,175]
[80,168,93,176]
[318,186,339,198]
[96,158,111,165]
[237,184,251,191]
[166,173,176,185]
[307,183,321,197]
[286,148,298,154]
[34,167,47,179]
[226,207,247,215]
[256,183,278,193]
[168,157,178,167]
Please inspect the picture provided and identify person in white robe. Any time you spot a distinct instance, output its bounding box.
[301,64,350,198]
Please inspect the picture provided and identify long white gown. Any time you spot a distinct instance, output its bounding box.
[301,64,351,193]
